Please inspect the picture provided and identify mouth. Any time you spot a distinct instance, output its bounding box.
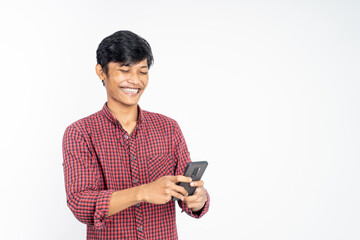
[120,87,141,96]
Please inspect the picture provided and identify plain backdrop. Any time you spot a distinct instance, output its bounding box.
[0,0,359,239]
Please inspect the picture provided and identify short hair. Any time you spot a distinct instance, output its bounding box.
[96,30,154,76]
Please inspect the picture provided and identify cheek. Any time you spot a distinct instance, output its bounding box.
[108,82,117,92]
[105,79,119,93]
[142,77,149,87]
[109,77,122,87]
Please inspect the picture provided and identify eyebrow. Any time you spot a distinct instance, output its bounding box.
[121,63,148,68]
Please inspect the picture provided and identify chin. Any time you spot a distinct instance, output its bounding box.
[112,94,140,107]
[120,100,139,107]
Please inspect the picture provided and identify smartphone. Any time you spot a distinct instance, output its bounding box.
[173,161,208,201]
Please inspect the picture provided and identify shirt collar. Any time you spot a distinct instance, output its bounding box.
[101,103,144,127]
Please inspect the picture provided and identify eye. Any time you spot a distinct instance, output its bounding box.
[119,69,130,73]
[140,71,148,75]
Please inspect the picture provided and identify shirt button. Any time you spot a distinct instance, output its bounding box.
[136,203,141,206]
[131,155,136,160]
[138,226,143,232]
[134,179,139,184]
[124,135,129,139]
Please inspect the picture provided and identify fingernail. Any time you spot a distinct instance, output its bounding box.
[190,182,194,187]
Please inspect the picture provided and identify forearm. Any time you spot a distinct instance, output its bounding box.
[67,186,145,227]
[107,185,145,216]
[108,175,194,216]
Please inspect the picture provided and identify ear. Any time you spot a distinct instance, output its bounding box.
[95,64,106,82]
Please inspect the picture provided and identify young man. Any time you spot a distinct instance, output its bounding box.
[62,30,210,239]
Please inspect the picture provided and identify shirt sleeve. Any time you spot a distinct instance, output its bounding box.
[172,121,210,218]
[62,124,115,230]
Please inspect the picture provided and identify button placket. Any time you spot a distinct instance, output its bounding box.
[127,134,144,239]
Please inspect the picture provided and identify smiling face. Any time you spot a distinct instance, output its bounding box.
[96,59,149,108]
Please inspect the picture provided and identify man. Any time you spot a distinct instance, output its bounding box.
[62,30,210,239]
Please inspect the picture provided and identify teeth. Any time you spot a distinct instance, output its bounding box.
[121,88,139,94]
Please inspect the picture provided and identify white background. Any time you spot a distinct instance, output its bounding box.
[0,0,359,239]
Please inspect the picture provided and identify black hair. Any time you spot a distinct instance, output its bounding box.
[96,30,154,85]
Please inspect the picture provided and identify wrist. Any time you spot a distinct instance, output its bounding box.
[135,184,147,203]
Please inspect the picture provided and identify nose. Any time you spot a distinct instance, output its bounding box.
[127,71,141,85]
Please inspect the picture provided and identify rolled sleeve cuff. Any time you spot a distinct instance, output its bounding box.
[181,190,210,218]
[94,190,115,230]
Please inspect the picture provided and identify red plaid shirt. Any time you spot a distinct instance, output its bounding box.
[62,103,210,239]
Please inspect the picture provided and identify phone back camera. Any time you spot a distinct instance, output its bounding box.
[191,167,201,178]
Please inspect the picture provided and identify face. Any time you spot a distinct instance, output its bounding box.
[96,59,149,108]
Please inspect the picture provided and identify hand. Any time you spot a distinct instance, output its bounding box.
[140,175,192,204]
[183,180,208,212]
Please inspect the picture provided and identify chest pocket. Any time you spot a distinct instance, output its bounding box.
[147,153,175,181]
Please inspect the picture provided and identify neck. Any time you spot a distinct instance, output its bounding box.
[107,100,138,126]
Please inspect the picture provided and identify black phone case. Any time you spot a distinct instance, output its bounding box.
[173,161,208,201]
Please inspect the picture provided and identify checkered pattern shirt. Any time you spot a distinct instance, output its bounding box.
[62,103,210,239]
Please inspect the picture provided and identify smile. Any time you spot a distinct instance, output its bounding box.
[120,87,140,95]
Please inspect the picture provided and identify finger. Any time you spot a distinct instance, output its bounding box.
[171,175,192,183]
[185,198,203,209]
[173,184,189,197]
[190,180,204,188]
[185,188,206,202]
[184,193,200,204]
[194,186,205,195]
[189,186,203,196]
[187,202,203,209]
[170,190,186,201]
